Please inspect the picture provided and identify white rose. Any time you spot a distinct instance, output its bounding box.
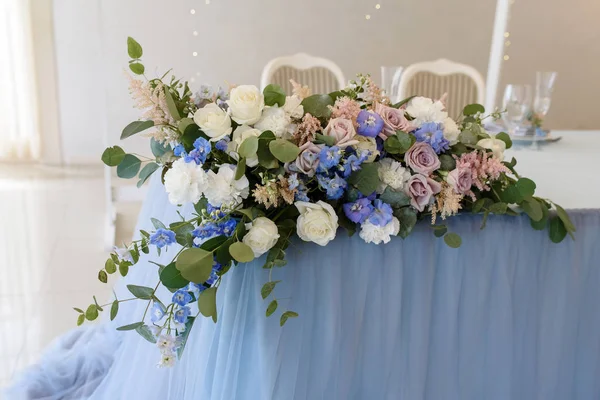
[242,217,280,257]
[405,96,448,126]
[229,125,261,167]
[443,117,461,145]
[164,158,209,205]
[353,136,379,163]
[204,164,249,207]
[295,200,339,246]
[377,158,411,194]
[254,106,291,138]
[283,95,304,119]
[477,136,506,160]
[193,103,232,141]
[359,217,400,245]
[226,85,265,125]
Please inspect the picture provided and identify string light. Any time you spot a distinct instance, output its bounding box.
[505,40,511,46]
[504,32,510,38]
[503,55,510,61]
[365,14,371,20]
[205,0,210,4]
[375,4,381,9]
[190,9,196,14]
[193,31,198,36]
[192,52,198,57]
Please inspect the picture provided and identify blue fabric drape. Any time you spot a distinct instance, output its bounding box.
[7,177,600,400]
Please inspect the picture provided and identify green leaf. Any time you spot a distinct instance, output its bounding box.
[393,207,417,239]
[229,242,255,263]
[127,285,154,300]
[433,225,447,237]
[499,184,520,204]
[98,270,108,283]
[459,130,478,145]
[194,198,208,215]
[443,233,462,248]
[266,299,278,317]
[516,178,536,199]
[121,120,154,140]
[116,322,144,331]
[384,131,413,154]
[263,84,286,107]
[238,136,259,159]
[119,263,129,277]
[176,316,196,358]
[328,91,345,102]
[85,305,99,321]
[301,94,334,119]
[110,300,119,321]
[379,187,411,208]
[495,132,512,149]
[463,103,485,116]
[348,162,379,195]
[135,325,157,343]
[269,139,300,163]
[151,218,166,230]
[391,95,416,109]
[489,202,507,214]
[129,62,145,75]
[235,207,265,221]
[280,311,299,326]
[176,248,214,284]
[101,146,126,166]
[73,307,84,314]
[261,281,281,299]
[439,154,456,171]
[199,236,228,252]
[215,238,234,265]
[127,37,143,59]
[549,216,567,243]
[160,262,190,289]
[150,139,171,157]
[257,131,279,169]
[522,198,543,222]
[554,204,576,233]
[105,258,117,274]
[172,222,194,247]
[116,154,141,179]
[530,202,549,230]
[137,162,159,188]
[77,314,85,326]
[164,87,181,121]
[235,157,246,180]
[178,118,195,134]
[198,287,218,323]
[314,133,335,146]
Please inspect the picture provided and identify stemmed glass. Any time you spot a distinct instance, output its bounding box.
[502,84,532,137]
[532,71,558,128]
[380,66,403,103]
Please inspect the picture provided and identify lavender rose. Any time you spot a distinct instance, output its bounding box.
[404,174,442,212]
[375,103,413,138]
[405,142,441,175]
[292,142,322,177]
[447,167,472,194]
[323,118,359,148]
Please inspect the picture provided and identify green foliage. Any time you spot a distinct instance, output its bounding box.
[119,263,129,277]
[85,304,99,321]
[235,157,246,180]
[121,120,154,140]
[314,133,335,146]
[150,139,171,157]
[101,146,126,166]
[76,314,85,326]
[229,242,255,263]
[301,94,334,118]
[176,248,214,283]
[263,84,286,107]
[176,317,196,358]
[391,95,416,109]
[164,87,182,121]
[151,218,166,230]
[516,178,536,199]
[200,235,229,252]
[129,63,145,75]
[160,262,190,289]
[432,225,447,237]
[137,162,159,188]
[136,325,157,343]
[522,198,543,221]
[549,216,567,243]
[127,37,143,59]
[495,132,512,149]
[348,162,379,195]
[105,258,117,274]
[266,299,278,317]
[269,139,300,163]
[98,270,108,283]
[530,202,549,230]
[257,131,279,169]
[172,222,194,247]
[235,207,265,221]
[384,131,413,154]
[439,154,456,171]
[110,300,119,321]
[393,207,417,239]
[198,287,218,323]
[488,202,507,214]
[238,136,259,159]
[555,203,576,237]
[280,311,299,326]
[215,238,234,265]
[463,103,485,116]
[127,284,155,300]
[379,187,411,208]
[261,281,281,299]
[117,322,144,331]
[117,155,141,179]
[443,233,462,248]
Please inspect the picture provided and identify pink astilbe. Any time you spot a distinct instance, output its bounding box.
[290,79,311,99]
[456,151,509,192]
[329,96,361,127]
[127,75,175,126]
[293,113,322,146]
[364,75,390,105]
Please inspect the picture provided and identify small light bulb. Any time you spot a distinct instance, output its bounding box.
[190,9,196,14]
[193,52,198,57]
[503,55,510,61]
[504,32,510,38]
[505,40,511,46]
[365,14,371,20]
[193,31,199,36]
[375,4,381,9]
[205,0,210,4]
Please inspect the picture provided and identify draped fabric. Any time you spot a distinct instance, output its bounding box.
[7,177,600,400]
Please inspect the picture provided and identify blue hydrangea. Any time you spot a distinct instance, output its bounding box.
[149,228,177,249]
[172,290,193,307]
[173,306,191,324]
[317,174,347,200]
[343,197,374,224]
[367,200,394,226]
[357,110,384,138]
[414,122,449,154]
[317,146,343,173]
[173,144,186,157]
[150,301,166,323]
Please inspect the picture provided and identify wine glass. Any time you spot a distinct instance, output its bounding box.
[380,66,403,103]
[533,71,557,126]
[502,84,532,137]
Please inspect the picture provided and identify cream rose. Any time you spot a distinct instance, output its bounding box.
[227,85,265,125]
[353,136,379,163]
[477,137,506,160]
[323,118,359,148]
[295,200,339,246]
[230,125,261,167]
[193,103,233,141]
[242,217,280,257]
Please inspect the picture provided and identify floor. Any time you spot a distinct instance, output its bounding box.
[0,164,140,390]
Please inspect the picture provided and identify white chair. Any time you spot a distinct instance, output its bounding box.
[398,58,485,118]
[260,53,346,94]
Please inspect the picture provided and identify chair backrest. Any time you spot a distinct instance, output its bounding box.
[260,53,346,95]
[398,58,485,118]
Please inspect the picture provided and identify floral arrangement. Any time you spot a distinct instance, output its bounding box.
[76,38,576,367]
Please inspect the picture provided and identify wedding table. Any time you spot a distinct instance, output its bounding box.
[7,131,600,400]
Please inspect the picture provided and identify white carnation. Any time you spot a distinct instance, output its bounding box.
[163,158,209,205]
[295,200,339,246]
[254,106,291,138]
[405,96,448,126]
[204,164,249,207]
[359,217,400,245]
[242,217,280,257]
[377,158,411,194]
[283,95,304,119]
[230,125,261,167]
[443,117,461,145]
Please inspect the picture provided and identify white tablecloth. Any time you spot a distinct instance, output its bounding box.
[504,131,600,209]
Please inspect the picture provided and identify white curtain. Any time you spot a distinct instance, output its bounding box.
[0,0,40,161]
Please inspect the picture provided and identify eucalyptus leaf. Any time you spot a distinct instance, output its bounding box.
[439,154,456,171]
[135,325,157,343]
[554,204,576,233]
[495,132,512,149]
[280,311,299,326]
[488,202,507,214]
[433,225,447,237]
[151,139,171,157]
[238,136,259,159]
[549,216,567,243]
[229,242,255,263]
[530,202,549,230]
[116,155,141,179]
[127,284,155,300]
[77,314,85,326]
[121,120,154,140]
[151,218,166,230]
[522,198,543,222]
[393,207,417,239]
[301,94,333,118]
[443,233,462,248]
[119,263,129,277]
[176,248,214,283]
[516,178,536,199]
[379,187,411,208]
[198,287,218,323]
[348,162,379,195]
[263,84,286,107]
[105,258,117,274]
[176,316,196,358]
[200,235,229,252]
[269,139,300,163]
[116,322,144,331]
[127,37,143,59]
[164,87,181,121]
[261,280,281,299]
[85,305,98,321]
[178,118,195,134]
[235,157,246,180]
[391,95,416,109]
[463,103,485,116]
[129,62,145,75]
[266,299,278,317]
[314,133,335,146]
[257,131,278,169]
[110,300,119,321]
[159,262,190,289]
[98,270,108,283]
[101,146,126,166]
[137,163,159,188]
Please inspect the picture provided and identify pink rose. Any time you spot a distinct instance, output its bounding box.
[405,142,441,175]
[447,167,472,194]
[323,118,359,148]
[293,142,322,177]
[375,103,414,139]
[404,174,442,212]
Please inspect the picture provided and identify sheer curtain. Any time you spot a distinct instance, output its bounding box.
[0,0,40,161]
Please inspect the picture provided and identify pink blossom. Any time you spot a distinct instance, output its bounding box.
[329,96,361,127]
[455,151,509,193]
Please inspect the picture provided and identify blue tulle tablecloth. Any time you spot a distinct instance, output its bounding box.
[7,178,600,400]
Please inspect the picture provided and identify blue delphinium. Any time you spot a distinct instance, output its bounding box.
[173,144,186,157]
[193,223,219,239]
[206,204,226,220]
[149,228,177,249]
[343,198,374,224]
[219,219,237,236]
[340,150,369,178]
[215,137,230,152]
[367,200,394,226]
[318,174,347,200]
[150,301,166,323]
[172,290,193,307]
[357,110,384,138]
[317,146,343,173]
[414,122,449,154]
[173,306,191,324]
[205,270,219,286]
[188,282,207,297]
[185,137,212,164]
[288,173,300,190]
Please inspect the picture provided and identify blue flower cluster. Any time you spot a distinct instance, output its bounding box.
[288,173,310,202]
[343,195,393,227]
[315,146,369,200]
[414,122,449,154]
[192,208,238,240]
[149,228,177,249]
[173,137,212,165]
